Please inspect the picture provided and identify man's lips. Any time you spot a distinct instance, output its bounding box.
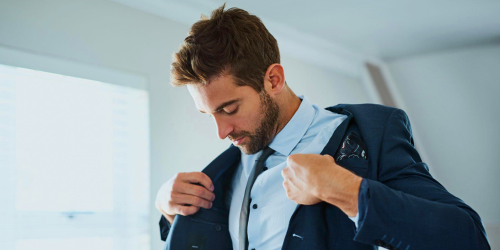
[232,136,245,146]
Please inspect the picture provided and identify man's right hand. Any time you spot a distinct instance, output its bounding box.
[155,172,215,224]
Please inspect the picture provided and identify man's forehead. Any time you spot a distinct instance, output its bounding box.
[187,76,240,113]
[187,74,235,95]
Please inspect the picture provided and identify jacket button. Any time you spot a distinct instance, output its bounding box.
[252,204,258,209]
[214,225,221,231]
[263,167,268,171]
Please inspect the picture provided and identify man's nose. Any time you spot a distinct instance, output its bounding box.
[214,116,233,140]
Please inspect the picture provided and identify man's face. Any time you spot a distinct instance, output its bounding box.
[187,74,279,155]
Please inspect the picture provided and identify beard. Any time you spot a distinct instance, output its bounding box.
[228,91,279,155]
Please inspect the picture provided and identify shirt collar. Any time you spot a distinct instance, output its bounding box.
[268,96,316,156]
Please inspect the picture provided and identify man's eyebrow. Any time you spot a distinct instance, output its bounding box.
[199,99,240,113]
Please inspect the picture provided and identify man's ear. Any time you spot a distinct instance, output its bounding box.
[264,63,285,95]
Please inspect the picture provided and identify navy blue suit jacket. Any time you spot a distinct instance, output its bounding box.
[159,104,490,250]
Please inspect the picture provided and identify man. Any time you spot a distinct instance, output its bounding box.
[155,4,490,250]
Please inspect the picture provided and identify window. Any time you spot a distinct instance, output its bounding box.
[0,47,150,250]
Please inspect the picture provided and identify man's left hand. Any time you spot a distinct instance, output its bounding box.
[281,154,363,217]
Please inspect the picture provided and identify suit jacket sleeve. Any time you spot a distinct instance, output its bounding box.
[353,109,490,249]
[159,215,171,241]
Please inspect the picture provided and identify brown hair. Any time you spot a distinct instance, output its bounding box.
[170,3,280,92]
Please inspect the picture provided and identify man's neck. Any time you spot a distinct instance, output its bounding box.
[274,92,302,137]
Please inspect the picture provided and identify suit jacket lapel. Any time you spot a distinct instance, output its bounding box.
[201,145,241,211]
[202,145,240,182]
[320,108,353,157]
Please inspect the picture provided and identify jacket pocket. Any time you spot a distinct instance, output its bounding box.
[164,214,232,250]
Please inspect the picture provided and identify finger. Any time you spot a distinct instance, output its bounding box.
[323,154,335,162]
[282,179,299,200]
[282,166,297,180]
[286,155,296,168]
[172,181,215,202]
[281,167,290,179]
[283,168,306,192]
[282,179,291,193]
[287,176,301,190]
[283,174,300,189]
[171,193,212,209]
[181,172,214,191]
[176,205,200,216]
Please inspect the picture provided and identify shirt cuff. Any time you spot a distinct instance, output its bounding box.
[348,210,360,228]
[349,178,369,230]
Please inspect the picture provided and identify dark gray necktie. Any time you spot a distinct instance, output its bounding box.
[239,146,275,250]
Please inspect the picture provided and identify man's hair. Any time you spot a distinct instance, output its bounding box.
[170,3,280,92]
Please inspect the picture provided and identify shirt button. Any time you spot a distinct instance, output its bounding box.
[252,204,258,209]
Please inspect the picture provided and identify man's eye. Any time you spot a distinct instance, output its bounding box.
[225,108,238,115]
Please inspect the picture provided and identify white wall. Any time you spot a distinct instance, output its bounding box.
[387,44,500,249]
[282,54,368,107]
[0,1,368,249]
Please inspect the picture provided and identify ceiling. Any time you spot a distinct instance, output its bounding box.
[224,0,500,59]
[111,0,500,59]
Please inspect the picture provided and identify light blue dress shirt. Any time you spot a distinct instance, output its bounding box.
[227,96,358,250]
